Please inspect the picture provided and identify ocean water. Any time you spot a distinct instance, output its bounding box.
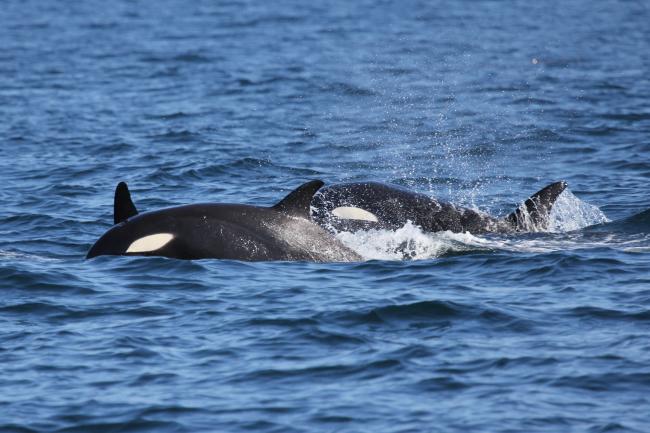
[1,0,650,432]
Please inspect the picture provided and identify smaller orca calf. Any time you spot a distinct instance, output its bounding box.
[311,181,568,234]
[87,180,361,262]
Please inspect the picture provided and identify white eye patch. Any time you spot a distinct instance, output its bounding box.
[126,233,174,253]
[331,206,378,222]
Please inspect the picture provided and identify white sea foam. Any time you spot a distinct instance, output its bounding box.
[336,222,491,261]
[0,250,59,262]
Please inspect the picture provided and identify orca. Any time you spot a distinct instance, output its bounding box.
[311,181,568,234]
[87,180,362,262]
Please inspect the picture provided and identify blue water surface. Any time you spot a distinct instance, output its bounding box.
[1,0,650,432]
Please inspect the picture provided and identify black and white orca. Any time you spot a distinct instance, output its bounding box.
[86,180,361,262]
[311,181,568,234]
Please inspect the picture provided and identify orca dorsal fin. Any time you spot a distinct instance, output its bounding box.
[114,181,138,225]
[506,181,568,231]
[272,180,324,218]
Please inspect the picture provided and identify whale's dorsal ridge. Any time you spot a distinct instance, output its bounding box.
[114,181,138,225]
[506,180,568,231]
[273,180,324,218]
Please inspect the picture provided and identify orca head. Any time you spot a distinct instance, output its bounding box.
[87,182,180,259]
[86,215,178,259]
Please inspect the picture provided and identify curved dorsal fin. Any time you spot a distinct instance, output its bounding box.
[114,181,138,225]
[506,181,567,231]
[272,180,324,217]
